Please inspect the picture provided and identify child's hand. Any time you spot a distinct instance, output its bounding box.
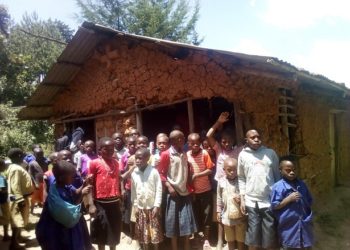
[88,204,97,217]
[84,174,93,185]
[191,173,197,181]
[216,212,221,223]
[233,195,241,204]
[217,112,230,124]
[240,199,247,215]
[152,207,160,218]
[287,191,301,202]
[82,185,92,195]
[167,185,178,197]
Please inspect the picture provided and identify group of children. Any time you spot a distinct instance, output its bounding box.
[0,112,314,250]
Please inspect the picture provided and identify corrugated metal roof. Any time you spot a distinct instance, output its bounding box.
[19,22,349,120]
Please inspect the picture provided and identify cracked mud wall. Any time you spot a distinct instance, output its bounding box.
[295,85,350,195]
[53,38,291,153]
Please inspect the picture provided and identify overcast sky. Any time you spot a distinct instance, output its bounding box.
[3,0,350,87]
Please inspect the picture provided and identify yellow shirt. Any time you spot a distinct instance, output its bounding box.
[7,164,34,203]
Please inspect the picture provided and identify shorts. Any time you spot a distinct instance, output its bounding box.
[224,222,247,243]
[10,198,30,228]
[0,202,10,225]
[245,204,279,248]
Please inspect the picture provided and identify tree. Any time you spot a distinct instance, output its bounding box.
[0,11,73,155]
[75,0,202,44]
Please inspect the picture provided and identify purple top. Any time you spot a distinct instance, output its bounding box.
[79,154,98,178]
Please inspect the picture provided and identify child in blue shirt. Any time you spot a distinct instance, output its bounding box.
[270,156,313,250]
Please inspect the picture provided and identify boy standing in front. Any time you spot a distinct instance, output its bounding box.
[271,156,313,250]
[158,130,197,250]
[238,129,280,250]
[187,133,213,242]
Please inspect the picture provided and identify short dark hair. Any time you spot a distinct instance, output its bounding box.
[52,160,76,180]
[135,148,151,158]
[98,137,114,149]
[279,155,297,164]
[7,148,24,163]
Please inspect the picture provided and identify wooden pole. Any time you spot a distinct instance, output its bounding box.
[233,101,244,145]
[187,99,195,133]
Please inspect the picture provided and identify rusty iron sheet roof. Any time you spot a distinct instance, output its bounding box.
[19,22,349,120]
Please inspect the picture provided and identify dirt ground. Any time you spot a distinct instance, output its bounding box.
[1,186,350,250]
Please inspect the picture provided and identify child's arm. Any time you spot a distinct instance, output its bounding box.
[237,154,246,214]
[74,180,92,204]
[216,183,223,222]
[152,171,162,218]
[273,191,300,210]
[193,150,214,181]
[157,151,177,197]
[206,112,230,148]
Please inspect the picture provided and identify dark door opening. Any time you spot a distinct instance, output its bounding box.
[142,97,235,142]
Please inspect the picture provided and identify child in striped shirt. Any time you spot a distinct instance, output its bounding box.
[187,133,214,243]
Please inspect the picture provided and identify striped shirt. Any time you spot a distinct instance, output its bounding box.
[187,149,213,194]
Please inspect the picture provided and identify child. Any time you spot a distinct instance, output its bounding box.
[271,156,313,250]
[112,132,127,161]
[158,130,197,250]
[119,136,137,241]
[77,140,98,179]
[217,158,246,250]
[0,158,10,241]
[89,137,135,250]
[187,133,214,242]
[58,150,83,189]
[207,112,243,249]
[151,133,169,168]
[36,160,92,250]
[238,129,280,250]
[7,148,34,250]
[131,148,163,250]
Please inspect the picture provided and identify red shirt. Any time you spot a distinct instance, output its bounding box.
[89,157,121,199]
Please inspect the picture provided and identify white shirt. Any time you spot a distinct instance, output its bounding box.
[131,165,162,209]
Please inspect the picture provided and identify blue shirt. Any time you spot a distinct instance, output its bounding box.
[270,178,314,248]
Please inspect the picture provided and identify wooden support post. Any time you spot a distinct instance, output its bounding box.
[136,111,143,135]
[233,101,244,145]
[187,99,195,133]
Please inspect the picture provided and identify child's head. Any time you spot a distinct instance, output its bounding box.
[112,132,124,150]
[279,156,297,181]
[223,157,238,180]
[245,129,262,150]
[0,158,6,172]
[187,133,201,154]
[156,133,169,152]
[58,150,73,163]
[135,148,151,170]
[126,136,137,155]
[220,130,235,151]
[84,140,95,155]
[49,152,59,167]
[129,128,140,138]
[202,139,215,157]
[7,148,25,164]
[136,135,149,149]
[169,130,185,151]
[53,160,76,185]
[98,137,115,160]
[31,144,42,152]
[33,147,44,160]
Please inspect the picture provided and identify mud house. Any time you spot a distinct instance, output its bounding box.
[19,22,350,194]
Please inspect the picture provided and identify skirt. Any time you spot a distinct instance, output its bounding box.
[165,194,197,237]
[90,199,121,246]
[135,208,163,244]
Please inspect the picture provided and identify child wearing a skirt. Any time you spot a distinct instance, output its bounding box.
[158,130,197,250]
[36,160,92,250]
[131,148,163,250]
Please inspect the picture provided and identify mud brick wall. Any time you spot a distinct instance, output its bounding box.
[295,85,350,195]
[52,37,299,157]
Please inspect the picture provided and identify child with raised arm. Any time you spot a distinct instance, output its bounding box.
[217,158,247,250]
[158,130,197,250]
[131,148,163,250]
[36,160,92,250]
[271,156,313,250]
[207,112,243,249]
[238,129,280,250]
[187,133,214,243]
